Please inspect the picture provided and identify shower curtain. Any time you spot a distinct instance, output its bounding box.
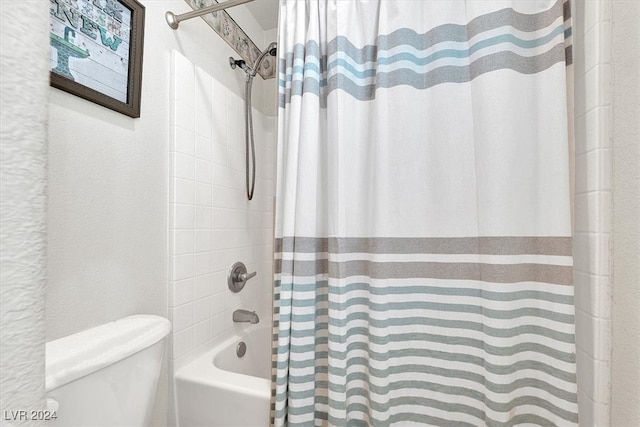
[272,1,576,425]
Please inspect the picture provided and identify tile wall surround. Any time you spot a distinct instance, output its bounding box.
[168,50,276,376]
[572,0,613,425]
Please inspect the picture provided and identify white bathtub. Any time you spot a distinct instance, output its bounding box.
[175,326,272,427]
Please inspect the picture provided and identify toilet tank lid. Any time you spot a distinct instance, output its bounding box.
[46,315,171,391]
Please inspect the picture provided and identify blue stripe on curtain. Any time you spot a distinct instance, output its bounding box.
[278,0,573,107]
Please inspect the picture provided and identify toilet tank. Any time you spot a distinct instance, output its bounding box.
[45,315,171,427]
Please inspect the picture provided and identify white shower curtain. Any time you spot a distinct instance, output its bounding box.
[272,0,577,425]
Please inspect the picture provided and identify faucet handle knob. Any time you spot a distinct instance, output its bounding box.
[228,262,257,293]
[239,271,257,282]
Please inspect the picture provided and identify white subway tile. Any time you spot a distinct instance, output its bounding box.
[223,309,235,333]
[585,65,612,111]
[211,208,230,229]
[576,107,612,155]
[173,230,194,255]
[212,186,234,209]
[172,303,194,332]
[229,169,244,191]
[194,251,213,276]
[195,159,213,184]
[211,292,225,316]
[228,148,244,172]
[192,319,210,348]
[583,24,602,72]
[169,103,176,127]
[211,271,227,294]
[173,127,195,155]
[576,309,611,361]
[211,313,225,337]
[599,148,611,191]
[195,182,213,207]
[597,21,612,65]
[173,204,195,229]
[582,0,612,36]
[212,248,238,275]
[194,229,212,252]
[171,327,193,359]
[226,92,241,131]
[211,75,225,104]
[227,128,243,153]
[212,109,227,147]
[599,0,612,23]
[592,401,611,426]
[195,206,213,229]
[172,278,194,307]
[575,150,610,194]
[573,232,610,276]
[212,138,228,166]
[574,271,611,319]
[195,135,213,161]
[591,275,612,320]
[237,228,252,248]
[191,341,211,362]
[194,297,212,323]
[173,178,195,205]
[577,348,611,405]
[211,229,227,251]
[573,232,591,274]
[598,233,610,276]
[593,317,611,361]
[577,389,596,427]
[194,274,212,300]
[195,110,212,139]
[175,100,195,132]
[224,289,243,311]
[592,357,611,405]
[215,165,238,189]
[173,152,195,180]
[173,254,194,281]
[234,189,250,210]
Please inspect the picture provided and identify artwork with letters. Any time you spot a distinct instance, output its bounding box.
[49,0,145,118]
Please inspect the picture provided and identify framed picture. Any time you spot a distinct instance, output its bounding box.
[49,0,145,118]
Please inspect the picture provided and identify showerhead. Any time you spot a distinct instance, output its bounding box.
[245,42,278,78]
[267,42,277,57]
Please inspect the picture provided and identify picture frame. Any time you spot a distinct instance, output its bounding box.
[49,0,145,118]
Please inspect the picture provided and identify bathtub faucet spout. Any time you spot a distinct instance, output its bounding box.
[233,309,259,324]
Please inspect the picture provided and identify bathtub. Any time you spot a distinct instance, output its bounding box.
[175,325,271,427]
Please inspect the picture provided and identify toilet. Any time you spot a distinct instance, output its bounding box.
[45,315,171,427]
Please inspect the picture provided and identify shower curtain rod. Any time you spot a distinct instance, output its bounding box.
[166,0,255,29]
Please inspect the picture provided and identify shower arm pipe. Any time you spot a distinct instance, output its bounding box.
[166,0,254,30]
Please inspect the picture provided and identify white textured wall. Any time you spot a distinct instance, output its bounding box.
[0,1,50,424]
[610,1,640,425]
[572,0,613,425]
